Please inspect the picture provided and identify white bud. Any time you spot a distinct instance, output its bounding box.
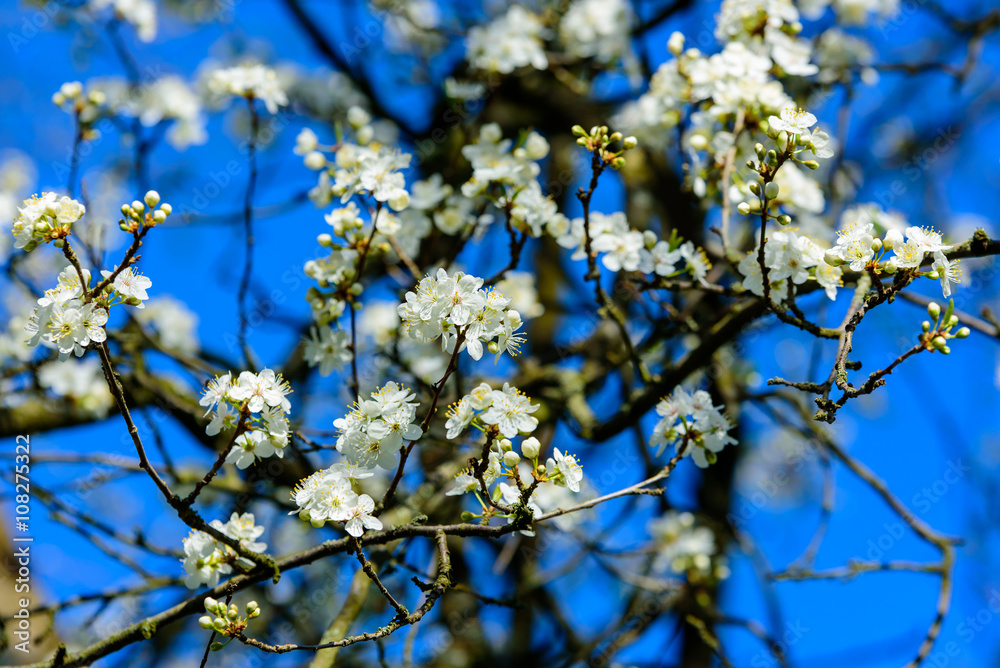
[883,259,898,274]
[356,125,374,145]
[871,238,882,252]
[304,151,326,170]
[159,203,172,216]
[667,31,685,55]
[144,190,160,208]
[927,302,941,320]
[131,200,144,214]
[503,451,520,467]
[737,202,751,215]
[688,134,708,151]
[764,182,780,200]
[955,327,970,339]
[824,251,845,267]
[347,106,372,129]
[623,136,638,150]
[198,616,214,630]
[521,437,540,459]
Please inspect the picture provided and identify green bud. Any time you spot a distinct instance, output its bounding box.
[571,125,585,136]
[802,160,820,170]
[228,604,239,620]
[777,215,792,226]
[210,642,225,651]
[927,302,941,321]
[198,615,214,630]
[765,150,778,166]
[932,336,947,351]
[884,259,898,274]
[609,132,622,143]
[460,511,475,522]
[623,136,638,150]
[746,159,757,170]
[576,137,587,147]
[824,251,844,267]
[754,143,765,159]
[955,327,970,339]
[748,182,760,195]
[947,315,959,329]
[246,601,259,616]
[213,618,228,632]
[53,238,65,248]
[611,157,626,169]
[921,321,931,332]
[204,597,219,613]
[121,204,131,216]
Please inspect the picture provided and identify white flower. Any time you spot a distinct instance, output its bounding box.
[932,251,961,298]
[546,448,583,493]
[679,241,712,286]
[11,193,85,251]
[648,511,721,577]
[593,228,646,272]
[649,241,683,277]
[226,429,286,469]
[336,382,421,470]
[446,472,479,496]
[181,512,266,589]
[768,105,818,136]
[650,387,737,467]
[480,383,539,438]
[135,296,199,351]
[199,372,232,416]
[304,326,353,376]
[207,63,288,114]
[467,6,549,74]
[89,0,157,42]
[830,220,875,271]
[345,494,382,537]
[101,266,152,308]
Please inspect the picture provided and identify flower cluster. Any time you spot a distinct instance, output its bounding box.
[739,228,841,302]
[11,192,85,252]
[330,143,412,211]
[466,6,549,74]
[445,382,540,439]
[650,387,737,468]
[207,63,288,114]
[303,326,353,376]
[25,268,108,360]
[181,512,266,589]
[89,0,157,42]
[559,0,635,68]
[334,382,422,470]
[290,463,382,536]
[397,268,526,362]
[199,369,293,470]
[648,511,728,580]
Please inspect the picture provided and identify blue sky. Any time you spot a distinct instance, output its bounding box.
[2,1,1000,666]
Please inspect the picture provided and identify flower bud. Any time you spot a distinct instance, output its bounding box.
[947,315,959,329]
[942,345,951,354]
[150,210,166,224]
[764,182,780,200]
[884,259,898,274]
[765,150,778,166]
[642,229,657,249]
[144,190,160,208]
[503,451,520,467]
[623,136,638,150]
[304,151,326,170]
[748,182,760,196]
[871,238,882,252]
[131,200,144,214]
[204,597,219,613]
[199,615,214,630]
[246,601,260,617]
[228,604,239,620]
[754,143,765,159]
[777,215,792,226]
[955,327,970,339]
[932,336,947,351]
[213,618,228,632]
[688,134,708,151]
[487,341,499,353]
[576,137,588,147]
[121,204,132,216]
[499,438,512,452]
[571,125,586,136]
[667,31,685,55]
[802,160,820,170]
[824,251,845,267]
[349,282,364,296]
[159,203,172,216]
[52,92,66,106]
[927,302,941,320]
[611,157,626,170]
[521,437,540,459]
[460,510,475,521]
[922,320,931,332]
[737,202,751,215]
[609,132,622,143]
